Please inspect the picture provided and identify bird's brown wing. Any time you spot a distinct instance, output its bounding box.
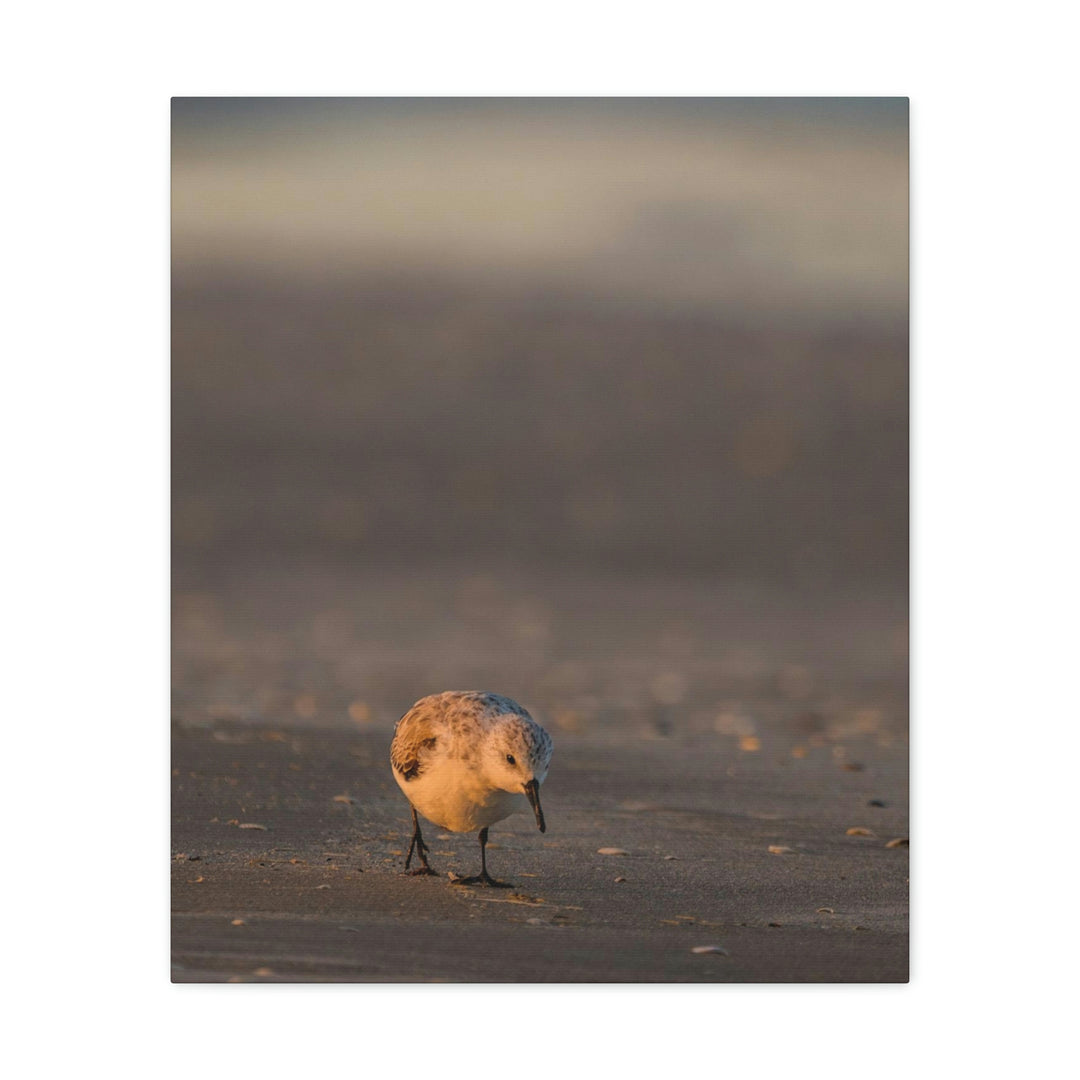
[390,707,438,782]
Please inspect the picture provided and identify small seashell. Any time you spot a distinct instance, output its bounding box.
[614,876,627,883]
[846,827,874,836]
[663,854,678,860]
[315,884,330,890]
[691,945,729,955]
[231,918,245,926]
[597,847,629,856]
[816,907,834,914]
[885,837,909,848]
[768,845,795,855]
[332,794,354,804]
[252,967,274,976]
[238,823,267,830]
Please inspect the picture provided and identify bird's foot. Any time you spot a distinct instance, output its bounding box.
[404,829,432,873]
[450,872,513,888]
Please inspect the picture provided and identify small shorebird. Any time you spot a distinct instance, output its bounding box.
[390,691,553,886]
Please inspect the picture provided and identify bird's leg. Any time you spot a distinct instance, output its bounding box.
[404,807,436,876]
[451,827,512,887]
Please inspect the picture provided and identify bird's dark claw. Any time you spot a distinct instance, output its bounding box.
[450,872,512,888]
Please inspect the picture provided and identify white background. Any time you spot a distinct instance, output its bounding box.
[4,2,1077,1077]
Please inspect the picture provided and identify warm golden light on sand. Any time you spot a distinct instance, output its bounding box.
[348,700,372,724]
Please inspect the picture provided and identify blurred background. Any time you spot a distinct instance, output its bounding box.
[172,98,908,745]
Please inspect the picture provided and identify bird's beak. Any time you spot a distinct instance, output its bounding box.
[523,778,546,832]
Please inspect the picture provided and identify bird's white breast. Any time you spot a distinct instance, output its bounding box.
[393,756,524,833]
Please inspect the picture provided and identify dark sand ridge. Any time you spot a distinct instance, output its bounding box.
[171,719,908,983]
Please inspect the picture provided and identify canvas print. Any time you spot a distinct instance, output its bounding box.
[172,98,908,982]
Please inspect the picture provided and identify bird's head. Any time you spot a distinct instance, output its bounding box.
[483,717,553,832]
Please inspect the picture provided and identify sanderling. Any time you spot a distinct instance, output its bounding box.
[390,690,553,887]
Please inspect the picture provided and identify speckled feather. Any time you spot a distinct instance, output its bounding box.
[390,691,553,834]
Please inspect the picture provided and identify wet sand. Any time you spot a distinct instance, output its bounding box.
[171,720,908,983]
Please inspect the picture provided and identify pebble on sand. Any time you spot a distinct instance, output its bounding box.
[691,945,729,955]
[768,845,795,855]
[846,827,874,836]
[238,822,267,830]
[885,837,909,848]
[597,847,629,856]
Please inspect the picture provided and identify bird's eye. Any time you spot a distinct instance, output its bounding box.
[506,754,516,765]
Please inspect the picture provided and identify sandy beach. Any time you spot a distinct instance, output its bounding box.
[170,101,909,985]
[172,716,907,983]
